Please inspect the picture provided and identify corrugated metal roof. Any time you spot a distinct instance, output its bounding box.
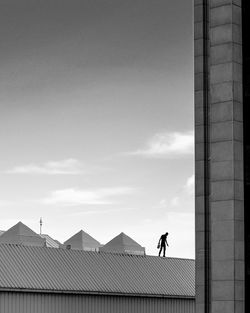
[64,230,101,250]
[40,234,61,248]
[0,244,194,297]
[0,230,5,236]
[100,232,145,255]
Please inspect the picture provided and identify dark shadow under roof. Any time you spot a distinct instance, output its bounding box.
[0,244,195,298]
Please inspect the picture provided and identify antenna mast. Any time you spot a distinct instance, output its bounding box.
[40,217,43,235]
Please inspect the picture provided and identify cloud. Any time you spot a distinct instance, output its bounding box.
[0,200,17,207]
[170,196,180,207]
[159,199,167,207]
[184,174,194,195]
[163,174,194,211]
[67,207,135,216]
[5,159,83,175]
[42,187,135,206]
[128,131,194,158]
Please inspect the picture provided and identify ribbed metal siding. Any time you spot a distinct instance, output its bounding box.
[0,245,195,297]
[0,292,195,313]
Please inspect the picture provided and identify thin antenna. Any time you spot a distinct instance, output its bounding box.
[40,217,43,235]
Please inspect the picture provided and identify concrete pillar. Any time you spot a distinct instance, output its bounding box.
[194,1,208,313]
[194,1,244,313]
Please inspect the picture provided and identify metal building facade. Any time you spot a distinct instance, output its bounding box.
[0,244,195,313]
[0,292,195,313]
[0,245,195,297]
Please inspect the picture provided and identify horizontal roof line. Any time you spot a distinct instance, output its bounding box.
[0,287,195,299]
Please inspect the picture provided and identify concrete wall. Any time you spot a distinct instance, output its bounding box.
[195,1,244,313]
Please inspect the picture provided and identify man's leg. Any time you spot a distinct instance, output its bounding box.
[159,246,162,256]
[163,245,166,257]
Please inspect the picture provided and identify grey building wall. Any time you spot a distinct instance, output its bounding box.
[195,1,244,313]
[0,292,195,313]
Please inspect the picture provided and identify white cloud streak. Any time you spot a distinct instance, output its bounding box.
[170,196,180,207]
[185,174,194,195]
[67,207,135,216]
[6,159,83,175]
[42,187,135,206]
[129,131,194,158]
[168,174,194,210]
[0,200,17,207]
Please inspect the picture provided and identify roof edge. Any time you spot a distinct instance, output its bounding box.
[146,255,195,261]
[0,288,195,299]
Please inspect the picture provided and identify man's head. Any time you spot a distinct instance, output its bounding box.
[165,232,168,236]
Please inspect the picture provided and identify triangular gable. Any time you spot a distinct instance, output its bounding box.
[64,230,101,250]
[100,232,145,255]
[0,222,45,247]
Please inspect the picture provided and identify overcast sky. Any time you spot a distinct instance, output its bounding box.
[0,0,194,258]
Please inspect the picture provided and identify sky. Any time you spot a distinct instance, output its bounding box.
[0,0,194,258]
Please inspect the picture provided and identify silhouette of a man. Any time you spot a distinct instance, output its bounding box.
[158,232,169,257]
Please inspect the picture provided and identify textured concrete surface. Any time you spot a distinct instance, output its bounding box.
[195,1,244,312]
